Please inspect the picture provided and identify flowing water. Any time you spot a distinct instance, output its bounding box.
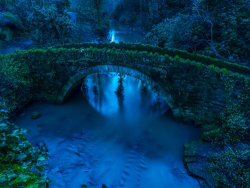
[15,73,201,188]
[107,23,145,43]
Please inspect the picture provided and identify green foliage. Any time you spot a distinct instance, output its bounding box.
[145,14,198,50]
[0,0,73,45]
[201,124,221,142]
[196,0,250,63]
[203,104,248,144]
[55,42,250,76]
[202,99,249,187]
[113,0,191,28]
[0,110,49,187]
[0,55,32,86]
[0,54,33,112]
[219,104,248,144]
[69,0,109,38]
[0,42,248,188]
[145,0,250,64]
[0,0,17,9]
[208,146,250,187]
[29,3,73,46]
[93,0,103,25]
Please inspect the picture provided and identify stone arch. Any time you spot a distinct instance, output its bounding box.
[56,65,174,110]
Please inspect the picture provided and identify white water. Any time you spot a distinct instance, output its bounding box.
[107,23,144,44]
[109,30,118,43]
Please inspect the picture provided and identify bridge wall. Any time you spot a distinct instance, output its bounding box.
[2,47,249,124]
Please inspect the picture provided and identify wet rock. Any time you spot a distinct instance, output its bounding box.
[184,141,216,188]
[68,12,78,23]
[0,12,23,30]
[32,111,41,119]
[0,12,24,41]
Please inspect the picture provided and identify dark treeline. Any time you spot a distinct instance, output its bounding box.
[0,1,249,188]
[113,0,250,65]
[0,0,249,64]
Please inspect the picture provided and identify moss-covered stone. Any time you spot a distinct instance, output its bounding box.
[1,43,249,123]
[0,43,249,188]
[0,12,24,41]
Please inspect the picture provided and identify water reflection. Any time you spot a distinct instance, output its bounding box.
[81,73,168,120]
[15,73,200,188]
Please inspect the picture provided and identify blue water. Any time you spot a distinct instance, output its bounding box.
[15,73,201,188]
[82,73,168,119]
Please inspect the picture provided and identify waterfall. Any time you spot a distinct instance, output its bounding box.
[109,30,118,43]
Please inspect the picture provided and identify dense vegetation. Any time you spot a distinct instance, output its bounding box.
[0,110,49,187]
[201,99,249,186]
[0,0,109,45]
[0,44,249,188]
[1,0,249,64]
[117,0,250,65]
[0,0,249,187]
[0,49,48,187]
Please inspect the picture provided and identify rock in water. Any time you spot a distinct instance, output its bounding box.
[31,112,41,120]
[102,184,108,188]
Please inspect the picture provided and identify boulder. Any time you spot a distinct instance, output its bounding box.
[0,12,24,30]
[0,12,24,41]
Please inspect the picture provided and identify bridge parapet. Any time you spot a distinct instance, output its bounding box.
[54,42,250,76]
[0,44,249,124]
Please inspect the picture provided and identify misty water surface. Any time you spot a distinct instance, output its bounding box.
[15,73,201,188]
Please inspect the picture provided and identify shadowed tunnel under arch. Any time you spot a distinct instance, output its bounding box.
[56,65,174,111]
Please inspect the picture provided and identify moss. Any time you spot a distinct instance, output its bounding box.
[184,141,198,156]
[0,55,32,86]
[53,42,250,75]
[1,43,248,117]
[208,146,250,187]
[202,127,221,142]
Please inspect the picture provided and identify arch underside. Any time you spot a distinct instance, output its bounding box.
[56,65,174,110]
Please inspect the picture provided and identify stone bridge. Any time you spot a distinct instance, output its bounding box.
[1,42,249,124]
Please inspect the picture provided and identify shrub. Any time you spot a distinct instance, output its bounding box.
[208,145,250,187]
[0,55,32,85]
[29,4,73,46]
[203,103,248,144]
[0,0,73,45]
[219,104,248,144]
[145,14,199,51]
[0,110,49,187]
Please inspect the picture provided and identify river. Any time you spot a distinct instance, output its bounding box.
[15,72,201,188]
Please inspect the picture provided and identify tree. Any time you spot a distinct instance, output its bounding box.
[94,0,103,25]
